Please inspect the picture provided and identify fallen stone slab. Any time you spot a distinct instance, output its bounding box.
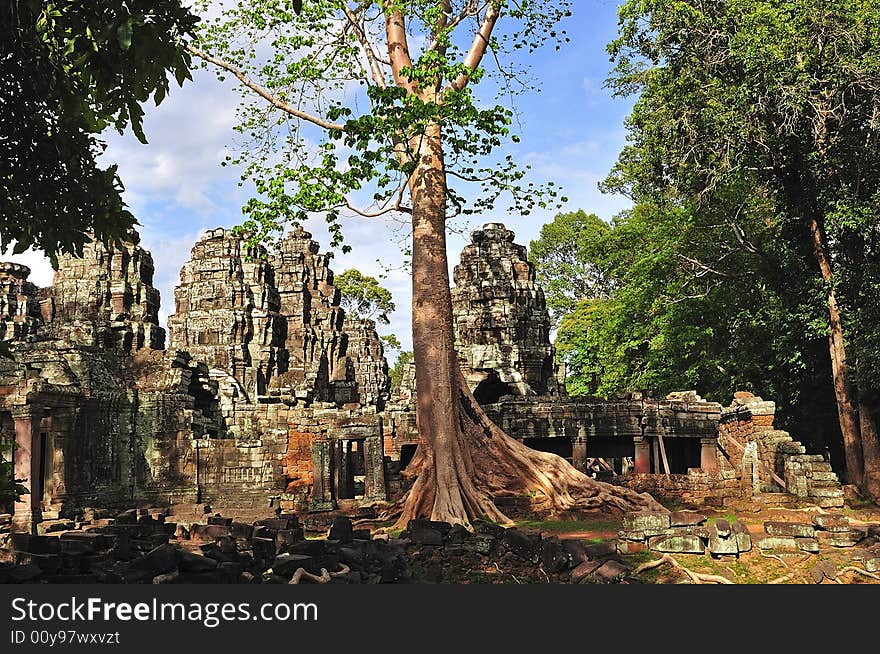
[670,511,707,527]
[177,550,219,573]
[408,522,444,547]
[561,539,589,565]
[732,521,752,553]
[570,560,602,584]
[132,543,178,576]
[11,533,60,555]
[624,511,671,534]
[594,560,630,582]
[649,533,705,554]
[865,558,880,573]
[271,553,317,577]
[811,514,850,532]
[541,537,570,573]
[618,530,646,542]
[816,529,865,548]
[501,528,541,563]
[796,537,820,553]
[328,516,353,543]
[764,522,815,538]
[708,527,738,556]
[190,524,232,540]
[583,541,617,559]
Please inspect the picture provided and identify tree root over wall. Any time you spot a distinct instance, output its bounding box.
[382,374,664,530]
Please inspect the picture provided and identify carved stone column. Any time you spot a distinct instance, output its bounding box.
[12,406,43,534]
[362,435,387,502]
[572,425,588,472]
[700,437,719,472]
[309,440,336,511]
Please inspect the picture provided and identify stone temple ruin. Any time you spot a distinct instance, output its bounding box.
[0,222,844,534]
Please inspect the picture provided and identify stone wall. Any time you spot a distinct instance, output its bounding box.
[716,392,844,507]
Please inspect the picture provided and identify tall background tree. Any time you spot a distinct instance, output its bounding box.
[1,0,199,263]
[335,268,397,325]
[528,209,613,328]
[600,0,880,497]
[191,0,661,527]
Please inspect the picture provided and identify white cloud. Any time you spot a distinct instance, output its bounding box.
[0,247,54,288]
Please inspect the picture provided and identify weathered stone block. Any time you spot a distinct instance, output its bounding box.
[571,560,602,583]
[732,521,752,553]
[670,511,707,527]
[812,514,850,532]
[756,536,800,552]
[623,511,671,533]
[649,534,705,554]
[616,540,648,555]
[816,529,864,548]
[594,560,629,582]
[764,521,815,538]
[796,537,820,553]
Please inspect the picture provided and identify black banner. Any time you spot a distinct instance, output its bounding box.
[0,584,872,651]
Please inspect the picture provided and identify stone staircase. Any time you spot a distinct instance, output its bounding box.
[784,454,845,508]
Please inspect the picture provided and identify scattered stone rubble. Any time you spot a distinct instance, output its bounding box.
[0,509,633,585]
[614,509,880,578]
[617,511,753,557]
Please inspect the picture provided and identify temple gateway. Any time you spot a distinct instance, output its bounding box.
[0,223,842,532]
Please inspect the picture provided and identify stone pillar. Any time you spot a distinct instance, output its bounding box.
[309,440,336,511]
[700,437,719,472]
[12,406,43,534]
[572,426,588,472]
[362,435,387,502]
[633,436,651,474]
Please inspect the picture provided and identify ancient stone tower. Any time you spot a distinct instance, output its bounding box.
[0,263,41,342]
[47,232,165,354]
[168,227,287,399]
[452,222,557,402]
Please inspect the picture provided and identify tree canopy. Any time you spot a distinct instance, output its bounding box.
[553,0,880,491]
[1,0,199,263]
[335,268,396,325]
[528,209,613,327]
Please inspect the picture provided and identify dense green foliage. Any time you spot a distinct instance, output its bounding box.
[547,1,880,455]
[193,1,571,252]
[336,268,396,325]
[528,210,613,327]
[0,454,28,511]
[553,202,832,424]
[1,1,198,263]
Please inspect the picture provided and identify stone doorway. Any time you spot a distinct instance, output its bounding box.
[473,372,515,405]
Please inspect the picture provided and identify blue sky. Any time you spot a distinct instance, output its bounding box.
[7,1,635,357]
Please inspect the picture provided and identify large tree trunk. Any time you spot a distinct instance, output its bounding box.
[807,216,864,487]
[398,123,663,528]
[858,392,880,500]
